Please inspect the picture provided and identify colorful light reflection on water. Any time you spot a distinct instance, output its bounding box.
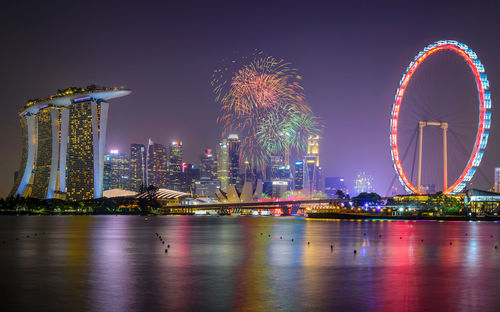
[0,216,499,311]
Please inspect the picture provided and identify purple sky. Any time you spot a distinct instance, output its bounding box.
[1,0,500,196]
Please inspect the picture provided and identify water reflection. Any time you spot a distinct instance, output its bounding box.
[0,216,499,311]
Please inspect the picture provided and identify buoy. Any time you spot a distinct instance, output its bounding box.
[354,249,357,254]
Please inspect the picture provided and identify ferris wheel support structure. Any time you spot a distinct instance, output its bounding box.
[417,121,448,193]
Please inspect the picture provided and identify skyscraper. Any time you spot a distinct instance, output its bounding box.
[130,144,146,191]
[217,138,230,191]
[181,163,200,193]
[294,161,304,191]
[10,86,130,200]
[168,141,183,191]
[269,155,290,198]
[147,139,168,187]
[103,149,130,191]
[303,135,321,195]
[200,149,217,180]
[227,134,241,186]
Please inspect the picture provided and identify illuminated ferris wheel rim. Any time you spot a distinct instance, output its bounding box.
[390,40,491,195]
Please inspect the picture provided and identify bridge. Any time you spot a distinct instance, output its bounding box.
[158,199,347,215]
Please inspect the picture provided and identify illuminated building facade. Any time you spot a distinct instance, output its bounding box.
[495,168,500,192]
[10,86,130,200]
[294,161,304,191]
[303,135,322,195]
[194,180,220,198]
[130,144,146,191]
[147,139,168,187]
[269,155,290,197]
[217,138,230,191]
[200,149,217,180]
[181,163,199,193]
[354,171,374,195]
[168,141,183,191]
[227,134,241,186]
[103,149,130,190]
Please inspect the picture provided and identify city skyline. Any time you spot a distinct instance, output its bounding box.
[2,0,500,197]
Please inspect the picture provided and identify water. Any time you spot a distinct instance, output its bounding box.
[0,216,499,311]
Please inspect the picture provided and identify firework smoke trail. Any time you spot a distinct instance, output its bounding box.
[213,54,321,174]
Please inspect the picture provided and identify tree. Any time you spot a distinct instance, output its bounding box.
[335,190,345,199]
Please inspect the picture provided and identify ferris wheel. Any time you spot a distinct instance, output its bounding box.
[390,40,491,195]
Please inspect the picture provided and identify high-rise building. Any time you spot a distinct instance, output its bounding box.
[303,135,321,195]
[269,155,290,198]
[227,134,241,186]
[354,171,374,195]
[324,177,348,198]
[200,149,217,180]
[307,135,320,166]
[217,138,230,191]
[168,141,183,191]
[147,139,168,187]
[130,143,146,191]
[10,86,130,200]
[294,161,304,191]
[495,168,500,192]
[181,163,200,193]
[104,149,130,191]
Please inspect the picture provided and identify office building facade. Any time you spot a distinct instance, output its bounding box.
[104,150,130,191]
[130,143,146,191]
[217,138,230,191]
[10,86,130,200]
[168,141,183,191]
[147,139,168,187]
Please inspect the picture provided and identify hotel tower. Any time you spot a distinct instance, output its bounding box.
[10,86,131,201]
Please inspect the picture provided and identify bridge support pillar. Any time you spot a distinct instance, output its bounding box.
[290,204,300,215]
[281,205,290,216]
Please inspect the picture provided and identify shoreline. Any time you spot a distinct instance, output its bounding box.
[306,212,500,221]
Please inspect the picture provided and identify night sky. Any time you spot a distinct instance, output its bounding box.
[1,0,500,197]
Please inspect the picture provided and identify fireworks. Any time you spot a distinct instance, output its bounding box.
[213,54,321,173]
